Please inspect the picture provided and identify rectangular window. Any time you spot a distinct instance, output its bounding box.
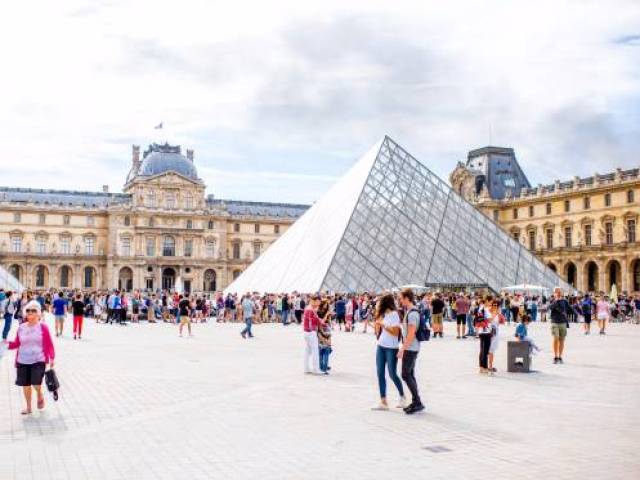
[85,237,95,255]
[628,219,636,243]
[584,197,590,210]
[146,191,156,207]
[628,190,635,204]
[206,241,215,258]
[585,224,592,246]
[11,237,22,253]
[274,224,280,234]
[545,203,551,215]
[13,212,21,223]
[254,223,260,233]
[605,222,613,245]
[146,237,155,256]
[146,278,154,290]
[185,194,193,209]
[604,193,612,207]
[165,192,176,209]
[61,237,71,255]
[36,237,46,254]
[528,205,534,217]
[234,223,240,233]
[63,215,70,225]
[512,208,518,220]
[528,231,536,251]
[121,238,131,256]
[564,227,572,247]
[39,213,46,224]
[87,215,95,226]
[233,242,241,259]
[493,210,499,221]
[253,243,261,258]
[564,200,570,213]
[546,229,553,249]
[184,239,193,257]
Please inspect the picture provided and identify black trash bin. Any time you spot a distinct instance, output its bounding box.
[507,341,531,373]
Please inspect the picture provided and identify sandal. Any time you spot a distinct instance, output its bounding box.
[21,408,32,415]
[37,397,45,410]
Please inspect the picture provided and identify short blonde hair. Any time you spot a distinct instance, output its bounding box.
[23,300,42,314]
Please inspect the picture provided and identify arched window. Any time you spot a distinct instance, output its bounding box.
[233,269,242,280]
[35,265,47,288]
[204,269,216,291]
[84,266,95,288]
[60,265,71,288]
[163,236,175,256]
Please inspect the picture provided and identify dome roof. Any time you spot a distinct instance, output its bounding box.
[139,144,199,181]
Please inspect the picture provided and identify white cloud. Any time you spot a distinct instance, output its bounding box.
[0,0,638,201]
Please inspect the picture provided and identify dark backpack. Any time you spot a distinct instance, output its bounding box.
[408,307,430,342]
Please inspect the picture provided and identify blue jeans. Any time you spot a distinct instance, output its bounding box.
[531,305,538,321]
[376,345,404,399]
[282,310,289,325]
[2,313,12,340]
[241,318,253,337]
[319,346,332,372]
[501,308,511,323]
[466,312,475,336]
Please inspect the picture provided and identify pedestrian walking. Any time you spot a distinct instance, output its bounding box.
[4,300,55,415]
[398,288,425,414]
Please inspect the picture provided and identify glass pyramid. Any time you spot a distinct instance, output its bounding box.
[226,136,570,294]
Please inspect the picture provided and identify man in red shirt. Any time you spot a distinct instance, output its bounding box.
[303,296,322,375]
[455,294,470,339]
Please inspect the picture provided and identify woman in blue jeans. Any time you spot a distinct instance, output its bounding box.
[372,294,406,410]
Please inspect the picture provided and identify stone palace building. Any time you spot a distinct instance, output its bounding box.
[0,143,307,292]
[451,146,640,294]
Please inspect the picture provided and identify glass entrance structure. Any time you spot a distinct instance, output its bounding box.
[226,136,570,294]
[0,264,24,292]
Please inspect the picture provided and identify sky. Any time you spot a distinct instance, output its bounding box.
[1,0,639,204]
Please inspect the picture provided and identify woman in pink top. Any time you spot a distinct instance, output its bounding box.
[595,295,610,335]
[4,300,55,415]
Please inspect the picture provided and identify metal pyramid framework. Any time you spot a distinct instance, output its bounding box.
[225,136,570,294]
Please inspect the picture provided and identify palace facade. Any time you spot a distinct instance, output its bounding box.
[451,146,640,294]
[0,143,307,292]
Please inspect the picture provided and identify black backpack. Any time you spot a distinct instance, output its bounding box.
[408,307,431,342]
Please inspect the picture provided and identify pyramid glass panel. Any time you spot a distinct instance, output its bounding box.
[225,136,571,294]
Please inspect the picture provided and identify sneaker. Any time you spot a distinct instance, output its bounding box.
[405,403,425,415]
[240,332,246,339]
[553,357,558,364]
[558,357,564,364]
[371,402,389,411]
[73,335,77,340]
[396,396,408,409]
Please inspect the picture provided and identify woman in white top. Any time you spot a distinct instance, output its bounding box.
[372,294,406,410]
[596,295,610,335]
[488,302,504,373]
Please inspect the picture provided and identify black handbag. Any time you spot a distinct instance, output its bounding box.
[44,369,60,401]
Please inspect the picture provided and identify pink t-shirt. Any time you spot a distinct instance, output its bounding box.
[16,322,45,364]
[596,300,610,318]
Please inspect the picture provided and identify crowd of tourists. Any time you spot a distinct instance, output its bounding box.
[1,285,640,416]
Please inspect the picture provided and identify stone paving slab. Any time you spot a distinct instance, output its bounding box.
[1,316,639,479]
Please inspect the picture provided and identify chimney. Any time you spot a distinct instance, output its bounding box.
[132,145,140,163]
[102,185,109,193]
[186,149,194,162]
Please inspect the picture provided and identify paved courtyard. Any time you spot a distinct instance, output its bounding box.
[1,315,639,480]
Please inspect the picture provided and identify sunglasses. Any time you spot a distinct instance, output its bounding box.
[25,309,39,314]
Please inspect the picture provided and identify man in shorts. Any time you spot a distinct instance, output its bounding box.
[52,292,67,337]
[178,294,192,337]
[431,293,445,338]
[454,294,470,339]
[549,287,570,364]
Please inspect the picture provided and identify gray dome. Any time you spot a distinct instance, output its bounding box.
[139,151,199,180]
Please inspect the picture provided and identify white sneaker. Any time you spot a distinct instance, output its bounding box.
[372,402,390,411]
[396,396,408,409]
